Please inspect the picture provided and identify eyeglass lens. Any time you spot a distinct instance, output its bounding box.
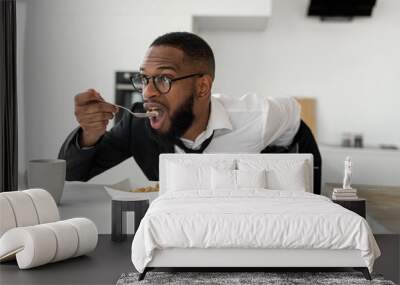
[131,74,171,94]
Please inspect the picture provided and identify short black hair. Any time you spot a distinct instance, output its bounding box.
[150,32,215,79]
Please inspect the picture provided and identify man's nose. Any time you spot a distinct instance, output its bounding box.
[142,79,160,100]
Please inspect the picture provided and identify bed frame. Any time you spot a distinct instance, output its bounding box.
[138,154,372,281]
[139,248,371,280]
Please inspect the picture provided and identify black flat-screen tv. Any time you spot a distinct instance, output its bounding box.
[308,0,377,19]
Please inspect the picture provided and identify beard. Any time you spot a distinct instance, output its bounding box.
[146,94,195,143]
[166,94,195,138]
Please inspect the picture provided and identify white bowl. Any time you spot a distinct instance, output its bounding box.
[104,179,159,202]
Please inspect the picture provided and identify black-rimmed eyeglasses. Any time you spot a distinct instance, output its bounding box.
[130,73,204,95]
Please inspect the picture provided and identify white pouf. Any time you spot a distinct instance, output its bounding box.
[0,218,98,269]
[24,188,60,223]
[42,221,79,262]
[0,196,17,237]
[0,189,98,269]
[1,191,39,227]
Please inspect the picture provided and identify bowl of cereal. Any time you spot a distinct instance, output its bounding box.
[104,179,159,202]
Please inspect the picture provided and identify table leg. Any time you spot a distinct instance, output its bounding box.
[134,200,149,234]
[112,200,126,242]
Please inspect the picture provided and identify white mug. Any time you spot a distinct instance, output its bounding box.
[27,159,66,204]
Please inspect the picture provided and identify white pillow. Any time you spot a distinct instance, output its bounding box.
[211,168,236,190]
[236,169,267,189]
[267,164,306,191]
[238,159,308,191]
[166,160,235,192]
[211,168,267,191]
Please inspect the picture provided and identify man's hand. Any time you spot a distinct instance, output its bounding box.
[74,89,118,147]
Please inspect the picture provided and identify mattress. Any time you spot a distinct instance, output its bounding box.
[131,190,380,273]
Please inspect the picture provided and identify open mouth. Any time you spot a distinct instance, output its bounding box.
[144,102,167,130]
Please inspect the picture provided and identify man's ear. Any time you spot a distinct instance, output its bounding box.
[196,75,213,99]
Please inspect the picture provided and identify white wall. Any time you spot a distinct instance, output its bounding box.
[320,146,400,187]
[199,0,400,147]
[17,0,400,188]
[17,0,269,186]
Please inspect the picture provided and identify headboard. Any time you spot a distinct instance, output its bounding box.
[159,153,314,194]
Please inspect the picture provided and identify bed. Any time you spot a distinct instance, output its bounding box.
[131,154,380,281]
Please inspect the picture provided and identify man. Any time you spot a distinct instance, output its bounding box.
[58,32,322,194]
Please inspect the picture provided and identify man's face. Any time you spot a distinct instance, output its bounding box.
[140,46,197,136]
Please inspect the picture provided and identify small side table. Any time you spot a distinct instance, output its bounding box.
[111,199,149,242]
[332,198,366,218]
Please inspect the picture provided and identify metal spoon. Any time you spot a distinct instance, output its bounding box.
[99,101,158,118]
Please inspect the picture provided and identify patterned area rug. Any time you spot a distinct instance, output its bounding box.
[116,271,396,285]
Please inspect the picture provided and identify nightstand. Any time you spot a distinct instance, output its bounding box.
[332,198,366,218]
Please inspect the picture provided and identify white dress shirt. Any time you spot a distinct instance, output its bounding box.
[176,93,301,153]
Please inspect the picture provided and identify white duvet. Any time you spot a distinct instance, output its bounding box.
[131,190,380,273]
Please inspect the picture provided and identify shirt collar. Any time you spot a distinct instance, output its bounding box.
[179,94,233,147]
[208,94,233,132]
